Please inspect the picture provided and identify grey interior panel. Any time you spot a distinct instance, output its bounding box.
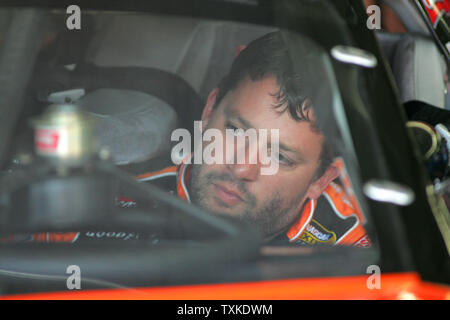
[393,35,446,108]
[377,32,446,108]
[85,13,275,99]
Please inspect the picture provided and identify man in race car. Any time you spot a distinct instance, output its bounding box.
[135,31,369,246]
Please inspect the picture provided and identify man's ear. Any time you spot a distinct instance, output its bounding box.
[201,88,219,129]
[306,164,340,200]
[234,44,247,57]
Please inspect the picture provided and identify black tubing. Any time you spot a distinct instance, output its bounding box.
[405,100,450,127]
[0,9,44,169]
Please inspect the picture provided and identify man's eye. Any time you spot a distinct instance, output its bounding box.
[273,152,293,166]
[226,123,244,136]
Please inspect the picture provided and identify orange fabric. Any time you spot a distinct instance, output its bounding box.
[323,182,366,245]
[286,157,368,246]
[176,162,191,201]
[334,158,365,223]
[31,232,79,243]
[286,184,366,245]
[286,199,315,241]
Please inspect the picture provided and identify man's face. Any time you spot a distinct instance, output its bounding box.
[190,76,332,239]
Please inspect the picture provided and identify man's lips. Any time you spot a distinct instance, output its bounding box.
[213,183,244,206]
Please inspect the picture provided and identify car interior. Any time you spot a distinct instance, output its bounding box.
[0,0,448,294]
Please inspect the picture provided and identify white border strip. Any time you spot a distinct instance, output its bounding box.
[180,163,191,203]
[137,172,177,182]
[71,232,80,243]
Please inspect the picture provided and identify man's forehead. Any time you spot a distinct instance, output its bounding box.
[221,77,282,123]
[220,77,324,159]
[228,76,280,109]
[222,77,316,128]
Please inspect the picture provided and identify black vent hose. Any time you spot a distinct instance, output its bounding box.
[0,9,44,169]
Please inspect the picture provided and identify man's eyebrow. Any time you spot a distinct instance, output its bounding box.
[278,141,306,162]
[224,108,253,129]
[278,141,296,153]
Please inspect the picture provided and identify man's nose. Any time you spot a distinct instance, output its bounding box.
[224,133,260,181]
[227,141,260,181]
[228,162,260,181]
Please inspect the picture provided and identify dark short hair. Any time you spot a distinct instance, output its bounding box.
[215,31,334,178]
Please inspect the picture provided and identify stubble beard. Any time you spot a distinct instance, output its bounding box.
[189,164,306,239]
